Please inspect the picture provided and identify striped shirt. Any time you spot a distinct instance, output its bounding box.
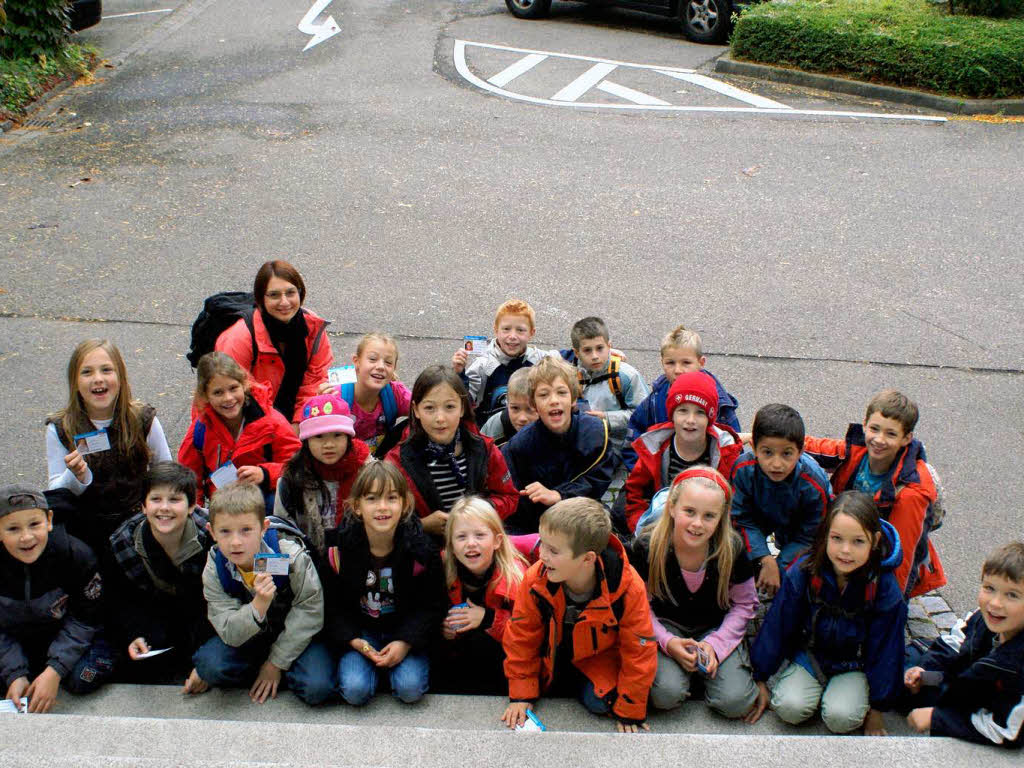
[427,454,469,512]
[668,440,711,484]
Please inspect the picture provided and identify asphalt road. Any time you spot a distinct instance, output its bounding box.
[1,0,1022,616]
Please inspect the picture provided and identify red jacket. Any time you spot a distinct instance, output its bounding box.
[385,426,518,521]
[624,422,742,532]
[444,536,537,644]
[502,535,657,723]
[805,425,946,598]
[178,383,302,504]
[215,308,333,423]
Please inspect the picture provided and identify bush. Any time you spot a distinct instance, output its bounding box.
[1,0,71,60]
[956,0,1024,18]
[0,42,92,119]
[731,0,1024,98]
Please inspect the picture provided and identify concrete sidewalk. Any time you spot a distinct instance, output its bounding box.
[1,685,1017,767]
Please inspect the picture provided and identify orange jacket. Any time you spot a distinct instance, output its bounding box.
[502,535,657,723]
[805,425,945,598]
[215,308,333,423]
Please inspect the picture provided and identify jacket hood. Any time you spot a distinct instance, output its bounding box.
[878,518,902,571]
[845,423,926,488]
[536,534,630,603]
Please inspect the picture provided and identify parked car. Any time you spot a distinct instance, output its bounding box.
[71,0,102,31]
[504,0,752,44]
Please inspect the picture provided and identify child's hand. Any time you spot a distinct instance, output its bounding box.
[351,638,383,664]
[64,447,89,483]
[182,667,209,695]
[610,348,627,361]
[586,410,606,419]
[5,676,29,711]
[757,556,781,597]
[744,681,771,724]
[501,701,531,729]
[666,637,698,671]
[251,572,277,618]
[442,622,458,641]
[421,510,449,537]
[26,666,60,713]
[864,708,888,736]
[448,600,486,634]
[904,666,925,694]
[250,660,281,703]
[128,637,150,660]
[906,707,933,733]
[236,465,265,486]
[615,720,650,734]
[318,381,340,395]
[737,432,753,447]
[375,640,411,668]
[697,641,719,679]
[522,483,561,507]
[452,348,468,374]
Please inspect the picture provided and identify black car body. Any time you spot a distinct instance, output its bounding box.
[71,0,102,31]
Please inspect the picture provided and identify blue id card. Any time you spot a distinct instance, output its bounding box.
[72,428,110,455]
[254,552,290,575]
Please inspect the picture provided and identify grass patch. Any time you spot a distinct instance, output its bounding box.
[730,0,1024,99]
[0,43,97,123]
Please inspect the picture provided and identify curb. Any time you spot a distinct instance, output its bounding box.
[715,55,1024,116]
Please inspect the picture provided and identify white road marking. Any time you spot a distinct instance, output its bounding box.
[657,70,789,109]
[488,53,548,88]
[298,0,341,52]
[552,62,618,102]
[596,80,670,106]
[101,8,174,19]
[454,40,947,122]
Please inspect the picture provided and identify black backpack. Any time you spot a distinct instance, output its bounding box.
[187,291,258,368]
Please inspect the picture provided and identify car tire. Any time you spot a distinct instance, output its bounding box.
[679,0,732,44]
[505,0,553,20]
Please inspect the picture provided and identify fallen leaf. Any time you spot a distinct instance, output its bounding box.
[742,164,762,177]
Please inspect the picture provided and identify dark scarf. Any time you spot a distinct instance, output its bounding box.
[424,432,467,486]
[260,308,309,418]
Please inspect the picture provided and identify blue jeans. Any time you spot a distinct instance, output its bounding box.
[63,633,116,695]
[339,631,429,706]
[192,636,336,705]
[580,678,610,715]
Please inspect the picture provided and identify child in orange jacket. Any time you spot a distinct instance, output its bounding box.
[501,497,656,732]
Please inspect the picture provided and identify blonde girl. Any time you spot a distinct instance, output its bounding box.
[631,465,759,719]
[334,332,411,457]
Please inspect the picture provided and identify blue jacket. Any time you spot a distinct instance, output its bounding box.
[750,519,906,707]
[730,450,833,564]
[622,370,739,471]
[919,609,1024,748]
[502,410,614,533]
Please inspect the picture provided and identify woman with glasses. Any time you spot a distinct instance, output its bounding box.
[215,260,334,430]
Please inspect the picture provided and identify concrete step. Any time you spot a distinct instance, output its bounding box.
[0,686,1018,767]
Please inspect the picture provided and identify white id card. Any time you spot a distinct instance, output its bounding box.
[463,335,487,356]
[73,429,111,455]
[135,647,173,660]
[0,697,28,714]
[209,462,238,488]
[328,365,358,387]
[254,552,290,575]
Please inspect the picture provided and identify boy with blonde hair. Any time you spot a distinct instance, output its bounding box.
[453,300,556,427]
[480,367,537,447]
[501,497,656,732]
[623,325,740,472]
[502,358,615,534]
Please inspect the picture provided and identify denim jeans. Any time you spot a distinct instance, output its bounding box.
[338,631,429,706]
[63,633,116,695]
[192,636,336,705]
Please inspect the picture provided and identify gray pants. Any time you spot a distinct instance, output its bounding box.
[770,662,870,733]
[649,621,758,719]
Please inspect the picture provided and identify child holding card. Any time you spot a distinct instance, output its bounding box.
[329,332,412,459]
[188,483,334,704]
[104,462,214,684]
[46,339,173,555]
[274,393,370,559]
[178,353,301,506]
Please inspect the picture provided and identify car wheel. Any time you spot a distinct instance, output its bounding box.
[680,0,732,44]
[505,0,553,20]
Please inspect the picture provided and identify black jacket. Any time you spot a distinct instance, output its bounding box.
[322,516,446,652]
[0,525,104,685]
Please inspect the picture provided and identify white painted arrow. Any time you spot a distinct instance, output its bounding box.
[298,0,341,52]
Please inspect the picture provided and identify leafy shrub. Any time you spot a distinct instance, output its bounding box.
[1,0,71,60]
[0,43,92,119]
[731,0,1024,98]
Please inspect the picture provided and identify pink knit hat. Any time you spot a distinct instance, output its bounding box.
[298,394,355,441]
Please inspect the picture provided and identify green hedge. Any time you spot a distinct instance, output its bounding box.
[1,0,71,59]
[0,43,92,120]
[731,0,1024,99]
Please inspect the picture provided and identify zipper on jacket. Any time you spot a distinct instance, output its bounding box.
[24,564,31,601]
